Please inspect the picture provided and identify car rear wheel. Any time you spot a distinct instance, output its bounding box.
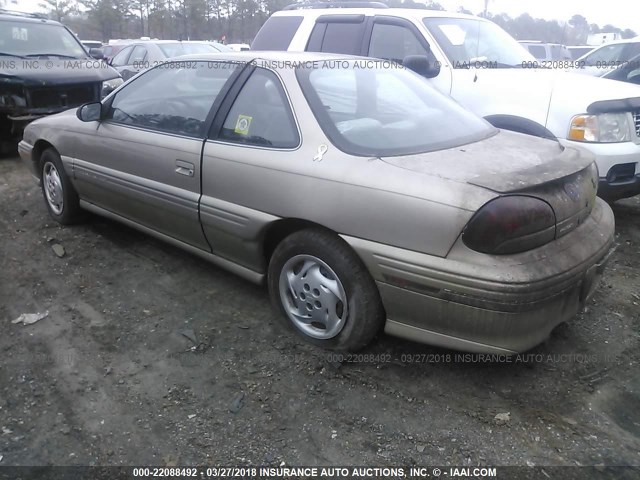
[40,148,83,224]
[268,228,385,351]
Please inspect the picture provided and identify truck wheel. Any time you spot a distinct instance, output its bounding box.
[268,228,385,351]
[40,148,84,224]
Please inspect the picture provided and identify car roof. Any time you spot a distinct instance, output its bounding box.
[590,37,640,46]
[134,40,214,44]
[172,50,374,64]
[0,13,63,25]
[271,7,483,22]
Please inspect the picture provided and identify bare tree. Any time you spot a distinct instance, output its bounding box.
[39,0,78,22]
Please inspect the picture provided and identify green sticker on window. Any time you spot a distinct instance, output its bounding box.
[234,115,252,135]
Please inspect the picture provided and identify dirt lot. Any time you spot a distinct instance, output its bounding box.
[0,155,639,473]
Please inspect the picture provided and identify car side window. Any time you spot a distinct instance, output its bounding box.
[129,45,147,64]
[111,46,133,66]
[307,18,365,55]
[106,61,238,138]
[321,22,364,55]
[550,45,565,60]
[251,16,304,50]
[218,68,299,148]
[369,23,428,63]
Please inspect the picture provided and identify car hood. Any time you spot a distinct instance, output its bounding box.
[28,107,78,126]
[455,67,640,131]
[381,130,592,192]
[521,68,640,103]
[0,59,120,86]
[550,68,640,105]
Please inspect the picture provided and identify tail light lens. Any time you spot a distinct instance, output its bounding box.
[462,196,556,255]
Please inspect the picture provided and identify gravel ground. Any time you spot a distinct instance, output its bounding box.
[0,155,639,474]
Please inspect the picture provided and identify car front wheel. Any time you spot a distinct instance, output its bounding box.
[40,148,83,224]
[268,228,385,351]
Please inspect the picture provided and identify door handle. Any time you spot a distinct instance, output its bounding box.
[175,160,195,177]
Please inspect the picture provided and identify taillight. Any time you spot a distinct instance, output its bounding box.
[462,196,556,255]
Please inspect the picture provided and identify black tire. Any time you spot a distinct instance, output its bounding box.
[267,228,385,351]
[39,148,84,224]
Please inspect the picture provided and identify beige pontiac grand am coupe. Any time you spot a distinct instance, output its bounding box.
[19,52,615,354]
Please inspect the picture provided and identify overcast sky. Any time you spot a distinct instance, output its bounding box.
[439,0,639,31]
[9,0,640,32]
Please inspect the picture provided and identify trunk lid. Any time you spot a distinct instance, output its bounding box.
[381,130,599,238]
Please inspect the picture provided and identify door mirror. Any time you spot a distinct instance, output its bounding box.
[89,47,104,60]
[77,102,103,122]
[403,54,441,79]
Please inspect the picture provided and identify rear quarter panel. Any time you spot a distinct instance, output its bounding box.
[200,68,489,267]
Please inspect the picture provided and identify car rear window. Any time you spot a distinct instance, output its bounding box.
[251,16,303,51]
[297,61,496,157]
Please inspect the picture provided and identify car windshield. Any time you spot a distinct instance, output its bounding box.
[158,42,217,58]
[0,21,86,58]
[423,17,534,68]
[579,42,640,66]
[296,61,496,157]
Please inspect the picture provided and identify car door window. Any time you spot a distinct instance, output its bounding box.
[128,45,147,64]
[218,68,299,148]
[106,61,239,137]
[320,22,365,55]
[369,22,428,63]
[111,46,133,66]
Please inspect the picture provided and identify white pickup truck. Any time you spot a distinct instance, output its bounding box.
[252,4,640,201]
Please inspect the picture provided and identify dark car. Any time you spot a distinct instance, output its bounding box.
[0,10,123,152]
[109,40,231,81]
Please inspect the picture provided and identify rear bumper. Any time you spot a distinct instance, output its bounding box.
[562,139,640,201]
[342,199,615,353]
[598,174,640,202]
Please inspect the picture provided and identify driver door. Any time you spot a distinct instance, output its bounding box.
[72,60,240,250]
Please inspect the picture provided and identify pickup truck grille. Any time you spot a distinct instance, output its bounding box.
[634,111,640,137]
[28,84,97,109]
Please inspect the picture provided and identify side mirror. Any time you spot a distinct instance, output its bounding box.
[403,54,441,79]
[89,47,104,60]
[77,102,102,122]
